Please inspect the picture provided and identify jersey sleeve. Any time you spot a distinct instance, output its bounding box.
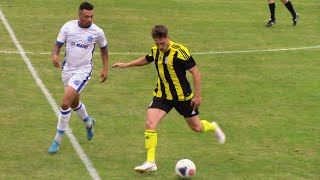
[145,48,155,62]
[184,55,196,70]
[176,46,196,70]
[97,30,108,49]
[56,23,67,45]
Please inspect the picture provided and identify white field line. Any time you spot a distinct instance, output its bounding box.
[192,45,320,54]
[0,10,101,180]
[0,45,320,56]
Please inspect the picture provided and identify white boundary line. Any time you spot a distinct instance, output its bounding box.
[0,10,101,180]
[0,45,319,56]
[192,45,320,55]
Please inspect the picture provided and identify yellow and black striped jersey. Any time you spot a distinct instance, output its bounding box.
[145,41,196,101]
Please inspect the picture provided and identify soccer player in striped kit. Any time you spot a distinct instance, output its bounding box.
[112,25,225,173]
[48,1,109,153]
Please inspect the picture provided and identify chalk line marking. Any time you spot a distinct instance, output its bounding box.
[0,9,101,180]
[0,45,319,56]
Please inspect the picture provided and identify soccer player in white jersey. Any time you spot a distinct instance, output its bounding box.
[48,1,109,153]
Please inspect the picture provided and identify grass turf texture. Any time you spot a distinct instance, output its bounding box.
[0,0,319,179]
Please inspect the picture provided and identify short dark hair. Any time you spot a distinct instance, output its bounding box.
[151,25,168,39]
[79,1,94,11]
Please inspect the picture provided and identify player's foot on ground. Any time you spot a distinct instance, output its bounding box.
[86,118,95,141]
[211,122,226,144]
[48,140,60,153]
[134,162,157,173]
[293,13,299,26]
[265,19,276,27]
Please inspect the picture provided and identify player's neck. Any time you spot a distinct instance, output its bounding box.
[78,21,91,28]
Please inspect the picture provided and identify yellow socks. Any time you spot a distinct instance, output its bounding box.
[201,120,217,133]
[143,121,215,162]
[145,130,157,163]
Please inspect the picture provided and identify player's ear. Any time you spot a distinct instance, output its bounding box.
[78,10,82,18]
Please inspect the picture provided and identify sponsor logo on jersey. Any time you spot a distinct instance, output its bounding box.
[70,42,88,49]
[75,43,88,49]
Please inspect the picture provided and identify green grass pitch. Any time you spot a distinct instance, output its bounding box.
[0,0,319,179]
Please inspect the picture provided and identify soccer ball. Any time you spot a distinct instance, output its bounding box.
[175,159,196,179]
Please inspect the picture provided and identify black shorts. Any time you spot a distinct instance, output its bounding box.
[149,97,199,118]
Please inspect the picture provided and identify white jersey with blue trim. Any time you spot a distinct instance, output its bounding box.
[56,20,107,71]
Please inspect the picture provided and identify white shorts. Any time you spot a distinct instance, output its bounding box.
[62,66,92,94]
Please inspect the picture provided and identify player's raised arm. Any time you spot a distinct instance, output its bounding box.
[112,56,150,68]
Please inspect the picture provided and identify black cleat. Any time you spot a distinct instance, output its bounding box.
[265,19,276,27]
[293,13,299,26]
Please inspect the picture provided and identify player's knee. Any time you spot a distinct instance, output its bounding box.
[145,120,152,129]
[190,125,202,133]
[145,119,156,129]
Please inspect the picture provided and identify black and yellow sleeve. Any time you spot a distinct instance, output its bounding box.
[145,48,155,62]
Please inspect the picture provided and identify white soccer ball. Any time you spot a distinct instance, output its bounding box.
[175,159,196,179]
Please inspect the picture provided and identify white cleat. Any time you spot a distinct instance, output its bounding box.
[212,121,226,144]
[134,162,157,173]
